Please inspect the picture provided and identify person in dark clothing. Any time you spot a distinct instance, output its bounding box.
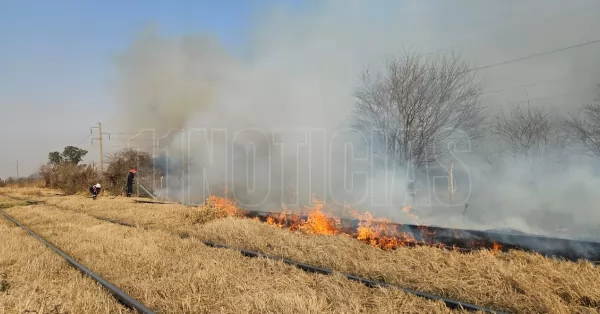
[126,168,136,197]
[90,183,101,200]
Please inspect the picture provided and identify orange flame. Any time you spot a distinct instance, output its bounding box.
[351,211,405,249]
[202,194,505,253]
[205,195,243,217]
[298,199,340,235]
[402,204,420,224]
[491,242,502,254]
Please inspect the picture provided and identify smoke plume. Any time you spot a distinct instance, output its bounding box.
[112,0,600,239]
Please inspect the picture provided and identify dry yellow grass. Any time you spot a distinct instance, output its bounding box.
[3,204,462,314]
[0,199,26,210]
[0,214,132,314]
[5,188,600,313]
[0,187,62,204]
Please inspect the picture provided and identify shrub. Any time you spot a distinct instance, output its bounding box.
[34,147,162,197]
[103,148,162,196]
[38,163,100,195]
[0,176,43,188]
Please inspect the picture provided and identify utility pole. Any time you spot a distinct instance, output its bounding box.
[16,160,19,178]
[91,122,110,172]
[448,163,454,204]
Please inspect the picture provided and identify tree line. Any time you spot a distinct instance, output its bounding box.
[354,52,600,169]
[3,50,599,194]
[36,147,160,195]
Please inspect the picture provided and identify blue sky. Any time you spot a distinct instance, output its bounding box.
[1,0,599,178]
[0,0,305,108]
[0,0,305,177]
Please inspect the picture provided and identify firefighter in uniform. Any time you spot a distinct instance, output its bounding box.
[126,168,136,197]
[90,183,101,200]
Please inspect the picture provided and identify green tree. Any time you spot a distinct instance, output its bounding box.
[61,146,88,165]
[48,151,63,164]
[47,146,88,165]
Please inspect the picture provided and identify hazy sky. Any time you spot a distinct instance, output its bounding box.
[1,0,599,179]
[0,0,302,178]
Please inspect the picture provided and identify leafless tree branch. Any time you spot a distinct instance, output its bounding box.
[492,102,567,159]
[563,102,600,158]
[353,51,486,169]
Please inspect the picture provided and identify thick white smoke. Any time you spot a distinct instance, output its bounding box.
[112,0,600,239]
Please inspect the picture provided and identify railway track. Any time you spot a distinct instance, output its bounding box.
[0,209,155,314]
[1,193,505,313]
[241,209,600,263]
[86,216,505,313]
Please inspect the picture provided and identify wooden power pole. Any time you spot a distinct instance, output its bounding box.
[16,160,19,178]
[91,122,110,172]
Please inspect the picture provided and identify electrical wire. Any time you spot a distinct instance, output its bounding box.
[75,134,91,147]
[472,38,600,72]
[397,3,592,63]
[100,37,600,140]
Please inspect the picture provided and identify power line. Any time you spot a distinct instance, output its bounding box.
[480,73,587,96]
[76,134,91,147]
[473,38,600,72]
[394,38,600,98]
[418,38,600,91]
[109,145,160,148]
[101,39,600,145]
[396,4,595,69]
[91,122,111,172]
[507,84,598,105]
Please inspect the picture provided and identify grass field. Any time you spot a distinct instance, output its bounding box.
[0,201,459,313]
[1,187,600,313]
[0,207,132,313]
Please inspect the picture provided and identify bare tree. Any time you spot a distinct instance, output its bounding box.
[104,148,162,195]
[353,52,486,169]
[563,102,600,158]
[492,103,566,159]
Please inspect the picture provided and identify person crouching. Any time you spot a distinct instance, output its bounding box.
[90,183,101,200]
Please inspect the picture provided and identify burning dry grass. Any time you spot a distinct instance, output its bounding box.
[3,204,460,314]
[5,188,600,313]
[0,215,131,313]
[197,218,600,314]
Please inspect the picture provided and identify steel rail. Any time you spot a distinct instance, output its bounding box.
[89,215,506,313]
[5,193,600,266]
[11,195,599,262]
[1,193,507,312]
[77,213,600,268]
[0,210,156,314]
[239,210,600,262]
